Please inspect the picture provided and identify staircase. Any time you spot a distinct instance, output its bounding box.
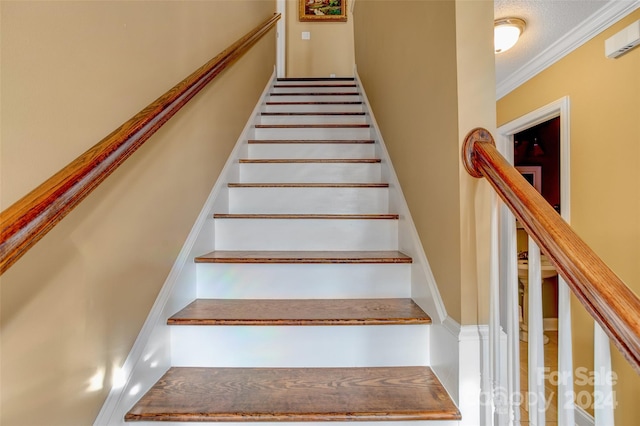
[123,78,461,424]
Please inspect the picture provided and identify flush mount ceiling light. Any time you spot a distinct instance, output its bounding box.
[495,18,526,54]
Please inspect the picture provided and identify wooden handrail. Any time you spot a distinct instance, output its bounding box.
[0,13,280,275]
[462,127,640,373]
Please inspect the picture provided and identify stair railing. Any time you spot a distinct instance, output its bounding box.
[462,128,640,425]
[0,13,280,276]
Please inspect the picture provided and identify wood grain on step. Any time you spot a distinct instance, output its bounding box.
[277,77,355,81]
[265,101,362,105]
[213,214,398,220]
[270,92,360,96]
[261,112,365,116]
[228,183,388,188]
[248,139,374,144]
[239,159,380,163]
[124,366,460,422]
[255,124,370,128]
[194,250,412,264]
[260,111,367,117]
[273,84,357,88]
[168,298,431,326]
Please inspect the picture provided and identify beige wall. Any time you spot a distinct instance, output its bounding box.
[454,0,496,325]
[497,9,640,423]
[0,1,276,425]
[353,0,494,324]
[286,0,354,77]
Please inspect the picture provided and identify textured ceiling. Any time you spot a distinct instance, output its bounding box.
[494,0,639,97]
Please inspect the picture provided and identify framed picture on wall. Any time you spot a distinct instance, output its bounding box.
[516,166,542,193]
[299,0,347,22]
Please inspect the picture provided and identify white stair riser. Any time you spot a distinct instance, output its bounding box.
[268,95,361,103]
[196,263,411,299]
[276,79,355,86]
[239,163,381,183]
[254,127,371,140]
[247,143,375,159]
[170,325,429,367]
[259,114,367,125]
[134,421,459,426]
[214,219,398,251]
[271,86,358,94]
[228,187,389,214]
[264,103,364,113]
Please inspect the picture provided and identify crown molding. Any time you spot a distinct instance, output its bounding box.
[497,0,640,99]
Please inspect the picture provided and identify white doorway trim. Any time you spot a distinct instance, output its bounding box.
[495,96,572,425]
[277,0,286,78]
[497,96,571,222]
[496,96,572,278]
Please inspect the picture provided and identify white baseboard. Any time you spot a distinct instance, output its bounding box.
[575,406,595,426]
[431,317,496,426]
[459,323,490,426]
[430,317,461,405]
[544,317,558,331]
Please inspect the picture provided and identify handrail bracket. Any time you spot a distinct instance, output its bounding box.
[462,127,495,178]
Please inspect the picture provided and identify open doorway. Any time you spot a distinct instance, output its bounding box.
[514,117,561,214]
[514,117,561,338]
[495,96,571,424]
[513,117,562,422]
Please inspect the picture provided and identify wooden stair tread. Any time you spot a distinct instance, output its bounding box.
[194,251,413,264]
[125,366,460,422]
[261,112,365,116]
[228,183,388,188]
[248,139,374,144]
[168,298,431,326]
[273,84,357,88]
[277,77,355,81]
[266,101,363,105]
[271,92,360,96]
[213,214,398,220]
[255,124,370,128]
[239,159,381,164]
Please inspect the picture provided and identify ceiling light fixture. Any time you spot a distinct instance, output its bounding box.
[495,18,526,54]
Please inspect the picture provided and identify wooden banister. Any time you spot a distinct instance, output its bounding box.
[462,127,640,373]
[0,13,280,275]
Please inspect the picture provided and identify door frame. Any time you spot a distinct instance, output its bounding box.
[494,96,571,424]
[496,96,571,220]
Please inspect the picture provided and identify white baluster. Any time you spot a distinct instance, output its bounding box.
[487,195,520,426]
[489,192,506,425]
[557,277,575,426]
[505,210,520,425]
[528,240,546,426]
[594,323,615,425]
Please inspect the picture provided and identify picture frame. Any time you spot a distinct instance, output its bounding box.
[299,0,347,22]
[516,166,542,193]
